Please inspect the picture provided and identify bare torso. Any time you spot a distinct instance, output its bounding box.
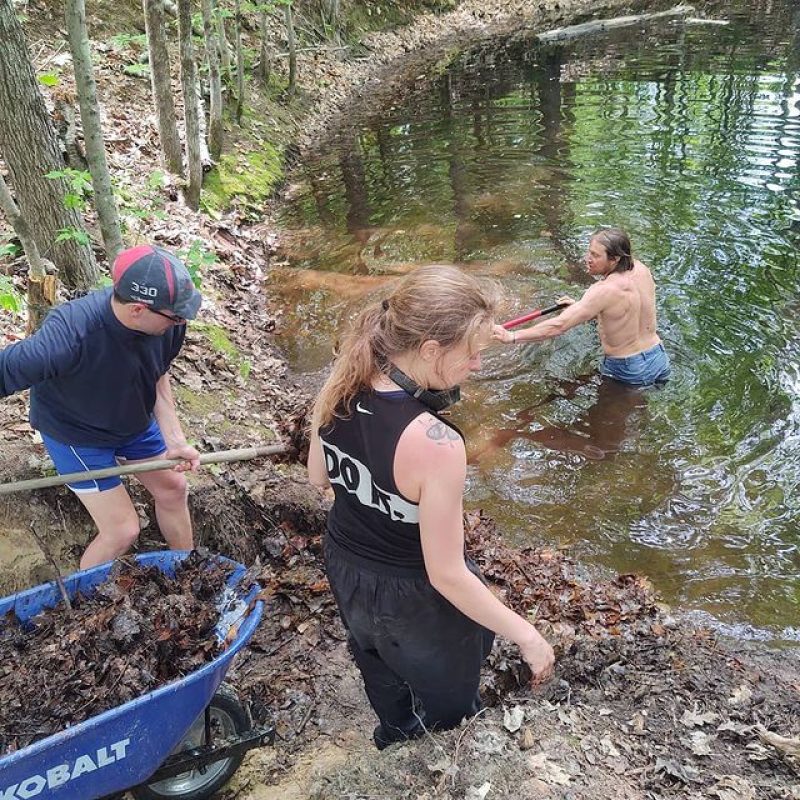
[594,260,661,357]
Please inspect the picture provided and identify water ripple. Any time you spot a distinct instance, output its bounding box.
[275,0,800,638]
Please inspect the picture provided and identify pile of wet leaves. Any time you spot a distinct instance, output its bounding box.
[465,509,659,636]
[0,550,245,755]
[461,509,662,699]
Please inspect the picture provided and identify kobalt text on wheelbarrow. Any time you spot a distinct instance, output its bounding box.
[0,551,274,800]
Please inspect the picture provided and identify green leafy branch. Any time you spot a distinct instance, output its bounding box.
[45,168,93,212]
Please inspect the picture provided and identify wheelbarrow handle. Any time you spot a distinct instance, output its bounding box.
[0,445,289,496]
[502,302,569,330]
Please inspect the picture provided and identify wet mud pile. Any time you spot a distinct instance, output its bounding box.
[0,551,245,755]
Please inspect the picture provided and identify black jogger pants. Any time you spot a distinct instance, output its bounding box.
[324,536,495,747]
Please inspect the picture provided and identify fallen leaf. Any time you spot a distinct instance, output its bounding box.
[686,730,714,756]
[503,705,525,733]
[728,684,753,706]
[653,757,700,784]
[756,724,800,764]
[717,720,754,737]
[708,775,756,800]
[527,752,572,786]
[681,706,719,728]
[629,712,646,735]
[518,726,536,751]
[465,781,491,800]
[745,742,772,761]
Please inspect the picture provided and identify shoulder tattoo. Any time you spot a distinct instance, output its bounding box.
[421,416,461,447]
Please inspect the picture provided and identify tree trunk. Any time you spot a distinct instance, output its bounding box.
[258,8,271,87]
[0,0,97,290]
[233,0,245,123]
[324,0,340,44]
[143,0,184,176]
[0,168,59,332]
[213,0,232,81]
[53,96,89,171]
[285,2,297,97]
[195,80,212,167]
[201,0,223,160]
[0,169,48,281]
[177,0,203,209]
[65,0,124,264]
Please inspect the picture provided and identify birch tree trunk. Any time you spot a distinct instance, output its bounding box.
[195,81,212,167]
[285,1,297,97]
[201,0,223,160]
[0,169,58,332]
[258,8,271,87]
[233,0,245,123]
[143,0,184,176]
[177,0,203,209]
[65,0,124,264]
[0,0,97,290]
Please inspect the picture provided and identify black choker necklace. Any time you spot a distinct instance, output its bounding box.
[387,365,461,412]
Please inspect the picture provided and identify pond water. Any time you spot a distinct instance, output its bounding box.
[272,0,800,639]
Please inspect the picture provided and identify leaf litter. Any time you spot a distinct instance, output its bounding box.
[207,503,800,800]
[0,550,252,755]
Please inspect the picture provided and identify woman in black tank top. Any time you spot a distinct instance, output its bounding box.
[308,265,555,750]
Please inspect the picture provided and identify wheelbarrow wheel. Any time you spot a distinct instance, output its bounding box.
[132,684,250,800]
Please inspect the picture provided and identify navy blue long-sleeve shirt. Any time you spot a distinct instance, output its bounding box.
[0,288,185,446]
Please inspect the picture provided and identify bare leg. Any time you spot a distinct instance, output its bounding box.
[76,485,142,569]
[133,466,193,551]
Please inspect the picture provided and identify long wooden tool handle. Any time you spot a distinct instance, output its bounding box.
[0,444,289,496]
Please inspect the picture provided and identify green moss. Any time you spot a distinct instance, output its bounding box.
[247,72,289,103]
[193,322,239,360]
[201,146,284,214]
[174,384,277,442]
[343,0,456,40]
[191,323,260,387]
[174,385,227,417]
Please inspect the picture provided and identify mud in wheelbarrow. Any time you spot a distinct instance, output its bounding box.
[0,551,273,800]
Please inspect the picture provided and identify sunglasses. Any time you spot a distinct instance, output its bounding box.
[149,307,186,325]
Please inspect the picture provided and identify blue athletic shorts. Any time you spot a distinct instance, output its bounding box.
[41,419,167,493]
[599,342,671,387]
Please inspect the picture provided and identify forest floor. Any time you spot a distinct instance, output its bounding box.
[1,0,799,798]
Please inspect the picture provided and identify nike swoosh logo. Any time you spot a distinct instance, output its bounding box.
[356,402,373,415]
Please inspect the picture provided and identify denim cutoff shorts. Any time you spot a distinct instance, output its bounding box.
[600,342,671,387]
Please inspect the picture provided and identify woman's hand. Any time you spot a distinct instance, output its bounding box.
[492,324,514,344]
[519,629,555,686]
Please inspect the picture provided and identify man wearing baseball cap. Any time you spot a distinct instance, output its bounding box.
[0,244,203,569]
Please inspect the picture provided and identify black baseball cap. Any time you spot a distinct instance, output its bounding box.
[112,245,202,320]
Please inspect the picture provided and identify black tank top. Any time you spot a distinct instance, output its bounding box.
[320,389,462,571]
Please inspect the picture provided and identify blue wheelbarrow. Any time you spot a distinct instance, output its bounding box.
[0,551,274,800]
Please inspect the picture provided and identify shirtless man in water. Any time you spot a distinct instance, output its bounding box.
[493,227,671,386]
